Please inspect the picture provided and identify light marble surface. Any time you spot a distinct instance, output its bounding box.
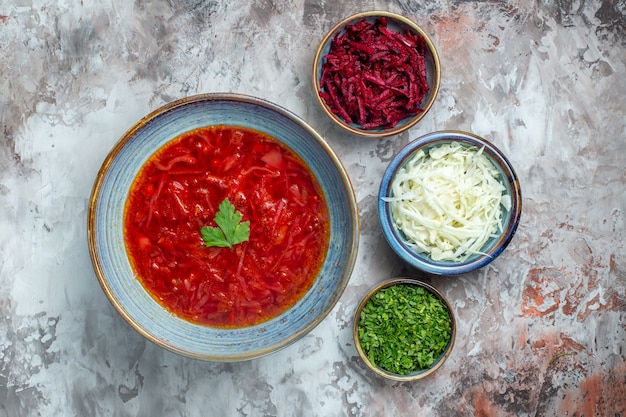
[1,1,625,416]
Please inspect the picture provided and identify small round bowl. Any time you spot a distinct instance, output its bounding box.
[353,278,456,381]
[88,93,360,361]
[312,11,441,138]
[378,131,522,275]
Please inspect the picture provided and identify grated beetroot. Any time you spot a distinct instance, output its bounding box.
[319,16,430,130]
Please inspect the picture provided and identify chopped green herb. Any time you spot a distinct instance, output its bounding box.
[201,198,250,249]
[357,284,452,375]
[548,352,573,368]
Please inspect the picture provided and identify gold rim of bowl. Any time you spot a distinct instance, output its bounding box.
[312,10,442,138]
[353,278,456,381]
[87,93,360,361]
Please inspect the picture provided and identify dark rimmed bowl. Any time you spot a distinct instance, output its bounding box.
[353,278,456,381]
[312,11,441,138]
[88,93,360,361]
[378,130,522,275]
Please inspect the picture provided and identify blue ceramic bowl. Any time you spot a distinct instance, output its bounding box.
[88,93,359,361]
[378,131,522,275]
[312,11,441,138]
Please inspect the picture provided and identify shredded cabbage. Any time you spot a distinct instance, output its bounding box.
[385,142,510,262]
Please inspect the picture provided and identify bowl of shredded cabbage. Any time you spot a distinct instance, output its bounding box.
[378,131,522,275]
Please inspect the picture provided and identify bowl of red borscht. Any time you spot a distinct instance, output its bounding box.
[88,93,359,361]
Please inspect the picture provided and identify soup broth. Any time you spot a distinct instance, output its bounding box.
[124,125,329,328]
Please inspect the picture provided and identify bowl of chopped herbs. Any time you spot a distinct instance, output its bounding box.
[312,11,441,138]
[353,278,455,381]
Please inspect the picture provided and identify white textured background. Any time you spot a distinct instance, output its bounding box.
[1,0,625,416]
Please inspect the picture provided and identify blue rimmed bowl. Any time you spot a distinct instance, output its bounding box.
[378,131,522,275]
[88,93,359,361]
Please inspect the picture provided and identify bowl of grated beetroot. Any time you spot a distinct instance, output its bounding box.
[312,11,441,138]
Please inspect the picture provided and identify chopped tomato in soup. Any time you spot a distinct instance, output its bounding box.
[124,126,329,328]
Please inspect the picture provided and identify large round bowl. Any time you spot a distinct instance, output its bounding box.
[312,11,441,138]
[378,131,522,275]
[87,93,359,361]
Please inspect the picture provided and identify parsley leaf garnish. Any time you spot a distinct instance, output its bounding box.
[200,198,250,249]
